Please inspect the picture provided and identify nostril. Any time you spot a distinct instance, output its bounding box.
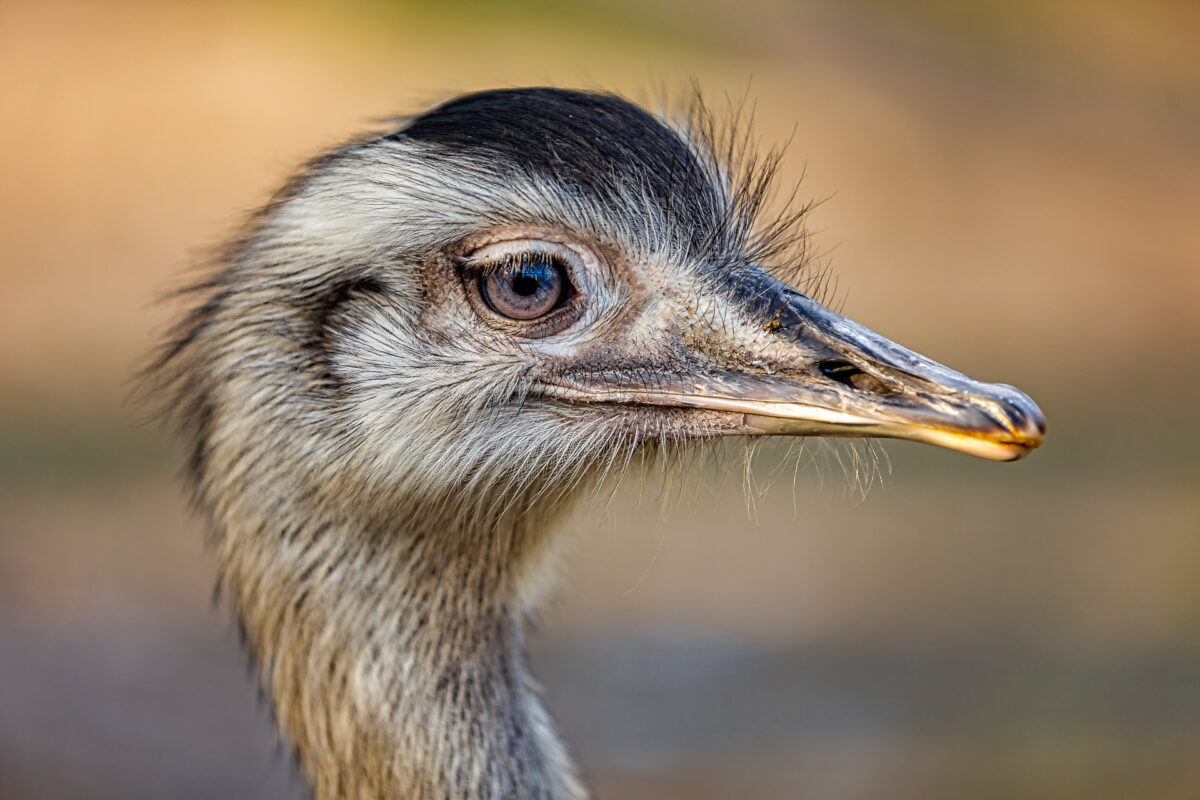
[818,360,865,387]
[819,360,891,394]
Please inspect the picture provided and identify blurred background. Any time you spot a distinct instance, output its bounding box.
[2,0,1198,798]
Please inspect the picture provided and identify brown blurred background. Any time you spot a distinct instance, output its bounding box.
[2,1,1198,798]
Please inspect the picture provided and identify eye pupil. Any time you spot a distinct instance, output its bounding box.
[479,253,571,321]
[511,271,541,297]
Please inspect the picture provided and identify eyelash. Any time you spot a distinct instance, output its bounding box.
[469,248,559,274]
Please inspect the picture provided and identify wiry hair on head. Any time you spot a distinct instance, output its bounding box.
[144,87,818,542]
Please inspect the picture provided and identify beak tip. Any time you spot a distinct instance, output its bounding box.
[997,387,1047,459]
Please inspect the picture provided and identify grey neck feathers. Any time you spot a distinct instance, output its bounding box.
[222,500,587,800]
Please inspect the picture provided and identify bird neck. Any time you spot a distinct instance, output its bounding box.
[222,507,586,800]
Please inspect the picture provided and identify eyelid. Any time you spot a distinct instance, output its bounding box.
[460,238,585,274]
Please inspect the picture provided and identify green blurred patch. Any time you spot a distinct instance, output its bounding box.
[0,411,174,487]
[294,0,734,58]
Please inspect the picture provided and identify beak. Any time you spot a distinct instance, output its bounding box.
[552,274,1046,461]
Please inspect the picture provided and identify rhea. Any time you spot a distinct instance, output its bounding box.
[150,88,1044,799]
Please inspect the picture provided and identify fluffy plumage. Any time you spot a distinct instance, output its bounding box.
[150,88,797,800]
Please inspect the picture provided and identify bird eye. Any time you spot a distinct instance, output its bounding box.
[479,253,570,321]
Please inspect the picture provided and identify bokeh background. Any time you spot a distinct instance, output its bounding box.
[2,1,1198,798]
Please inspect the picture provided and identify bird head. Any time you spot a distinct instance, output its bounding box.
[156,88,1044,535]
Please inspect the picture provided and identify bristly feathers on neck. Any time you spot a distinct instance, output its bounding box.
[222,500,587,800]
